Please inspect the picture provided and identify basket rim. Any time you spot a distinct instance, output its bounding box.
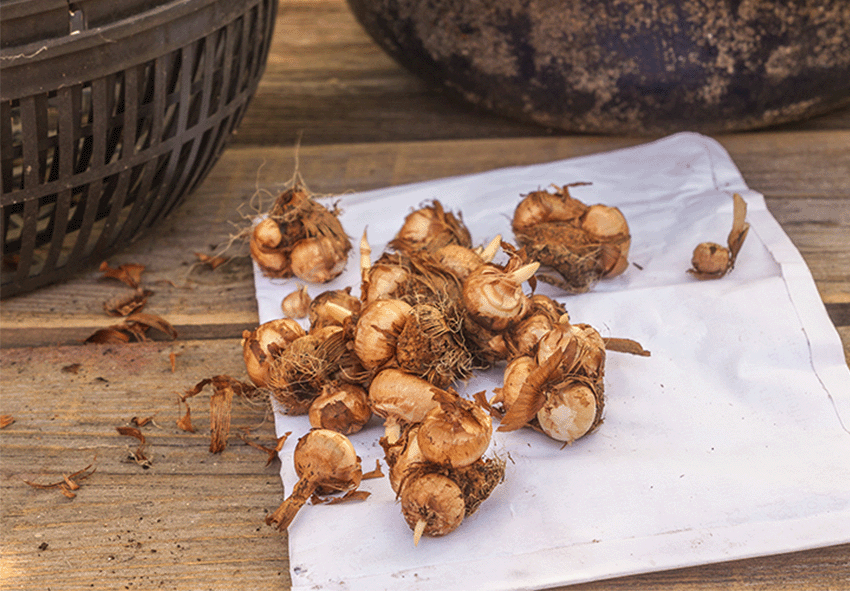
[1,0,264,99]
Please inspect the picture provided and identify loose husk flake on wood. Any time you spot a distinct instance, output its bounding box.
[117,426,152,468]
[180,375,261,453]
[84,313,177,344]
[22,461,97,499]
[99,261,145,288]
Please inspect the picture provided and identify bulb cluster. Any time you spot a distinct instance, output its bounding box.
[245,195,641,543]
[249,185,352,283]
[511,183,630,293]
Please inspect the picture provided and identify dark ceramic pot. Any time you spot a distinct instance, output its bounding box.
[347,0,850,134]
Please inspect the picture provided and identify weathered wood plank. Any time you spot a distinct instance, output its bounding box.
[0,339,291,591]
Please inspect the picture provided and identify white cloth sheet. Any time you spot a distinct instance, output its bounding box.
[251,132,850,591]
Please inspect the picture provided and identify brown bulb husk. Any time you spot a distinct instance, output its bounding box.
[536,318,606,383]
[511,183,590,233]
[688,193,750,280]
[241,318,307,387]
[462,261,537,333]
[433,243,486,281]
[569,323,607,379]
[506,311,558,359]
[381,423,425,495]
[512,185,631,293]
[290,235,350,283]
[368,369,441,432]
[491,355,536,412]
[390,200,472,253]
[400,472,466,544]
[353,299,412,370]
[395,303,473,388]
[266,429,362,530]
[365,248,465,312]
[266,330,351,414]
[281,285,311,319]
[398,456,506,544]
[451,455,506,516]
[309,383,372,434]
[515,223,604,293]
[403,456,506,517]
[537,379,604,444]
[460,313,511,368]
[362,260,411,303]
[309,287,361,331]
[417,389,492,468]
[581,204,631,277]
[689,242,731,278]
[249,185,352,282]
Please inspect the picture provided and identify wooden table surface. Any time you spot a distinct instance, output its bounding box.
[2,1,849,589]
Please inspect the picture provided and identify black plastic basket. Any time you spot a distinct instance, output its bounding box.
[0,0,277,297]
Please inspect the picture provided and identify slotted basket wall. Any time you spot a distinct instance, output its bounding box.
[0,0,277,297]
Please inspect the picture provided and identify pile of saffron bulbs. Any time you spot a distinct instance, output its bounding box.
[245,191,642,544]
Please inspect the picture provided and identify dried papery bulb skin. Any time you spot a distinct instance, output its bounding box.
[688,194,750,280]
[537,381,601,443]
[383,424,425,494]
[507,311,558,359]
[517,223,601,293]
[581,204,631,277]
[491,355,536,411]
[242,318,307,387]
[267,331,351,414]
[250,238,288,275]
[401,472,465,545]
[417,391,493,468]
[462,262,539,332]
[433,244,486,281]
[536,316,606,382]
[253,217,283,249]
[309,383,372,434]
[570,323,606,379]
[512,184,590,233]
[512,184,631,293]
[690,242,731,277]
[528,294,568,322]
[396,303,473,388]
[451,455,507,516]
[266,429,362,530]
[392,201,472,252]
[249,185,352,282]
[266,335,323,413]
[309,324,343,342]
[294,429,363,493]
[309,288,361,330]
[282,285,311,319]
[363,262,410,303]
[535,314,576,369]
[290,236,349,283]
[353,299,412,370]
[368,369,441,428]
